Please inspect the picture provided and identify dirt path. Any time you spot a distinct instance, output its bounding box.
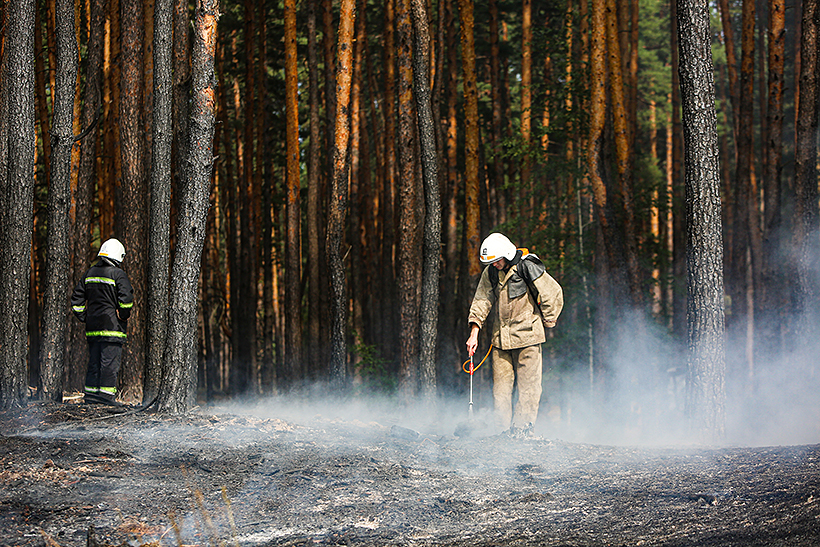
[1,402,819,546]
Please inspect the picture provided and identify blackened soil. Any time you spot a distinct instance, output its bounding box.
[1,401,819,546]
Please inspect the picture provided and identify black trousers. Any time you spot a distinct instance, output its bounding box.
[85,341,122,395]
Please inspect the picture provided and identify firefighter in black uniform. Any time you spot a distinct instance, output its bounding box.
[71,238,133,405]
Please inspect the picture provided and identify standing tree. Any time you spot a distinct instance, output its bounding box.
[677,0,727,441]
[284,0,302,385]
[327,0,356,389]
[793,0,819,335]
[146,0,174,403]
[157,0,218,413]
[0,0,36,409]
[458,0,480,282]
[70,0,105,393]
[39,0,79,401]
[411,0,441,402]
[397,0,420,400]
[120,0,148,401]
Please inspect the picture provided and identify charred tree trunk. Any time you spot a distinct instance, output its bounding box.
[39,0,79,401]
[146,0,173,403]
[793,0,819,334]
[411,0,440,402]
[0,0,36,409]
[677,0,727,442]
[327,0,355,390]
[284,0,302,386]
[158,0,217,414]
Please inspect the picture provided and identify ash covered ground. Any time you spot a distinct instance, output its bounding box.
[1,398,819,547]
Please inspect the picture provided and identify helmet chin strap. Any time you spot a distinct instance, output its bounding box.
[100,256,120,268]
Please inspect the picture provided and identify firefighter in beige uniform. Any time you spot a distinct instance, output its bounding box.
[466,233,564,434]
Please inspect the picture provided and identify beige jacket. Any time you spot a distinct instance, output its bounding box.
[468,261,563,350]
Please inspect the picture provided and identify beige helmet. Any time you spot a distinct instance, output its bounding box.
[479,233,516,264]
[99,238,126,264]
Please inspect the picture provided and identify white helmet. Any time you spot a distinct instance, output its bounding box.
[480,233,517,264]
[99,238,126,264]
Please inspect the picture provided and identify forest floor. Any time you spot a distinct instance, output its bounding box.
[1,398,820,547]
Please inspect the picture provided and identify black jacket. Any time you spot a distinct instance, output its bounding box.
[71,258,134,343]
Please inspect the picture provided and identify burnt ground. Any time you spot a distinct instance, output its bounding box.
[1,400,819,547]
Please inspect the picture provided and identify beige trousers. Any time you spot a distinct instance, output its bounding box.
[491,345,542,430]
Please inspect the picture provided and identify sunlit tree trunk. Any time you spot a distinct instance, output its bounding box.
[605,0,641,304]
[397,0,419,401]
[158,0,217,414]
[39,0,79,401]
[458,0,480,281]
[284,0,302,385]
[520,0,532,211]
[327,0,355,389]
[0,0,36,409]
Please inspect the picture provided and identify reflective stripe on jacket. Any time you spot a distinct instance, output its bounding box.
[71,259,133,343]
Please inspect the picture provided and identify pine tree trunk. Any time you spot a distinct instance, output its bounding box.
[70,0,104,393]
[793,0,819,329]
[39,0,78,401]
[146,0,173,403]
[411,0,441,402]
[306,0,322,381]
[677,0,727,442]
[157,0,217,414]
[327,0,356,390]
[458,0,480,281]
[396,0,420,400]
[284,0,302,385]
[0,0,36,409]
[520,0,532,212]
[119,0,146,402]
[758,0,786,358]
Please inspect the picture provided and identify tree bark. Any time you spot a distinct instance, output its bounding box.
[793,0,819,328]
[39,0,79,402]
[284,0,302,386]
[0,0,36,409]
[306,0,322,381]
[520,0,532,212]
[758,0,786,358]
[158,0,217,414]
[458,0,480,280]
[677,0,727,442]
[146,0,173,403]
[605,0,641,304]
[119,0,147,401]
[411,0,440,402]
[70,0,105,393]
[327,0,355,390]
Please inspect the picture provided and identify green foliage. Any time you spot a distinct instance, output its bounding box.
[351,333,397,395]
